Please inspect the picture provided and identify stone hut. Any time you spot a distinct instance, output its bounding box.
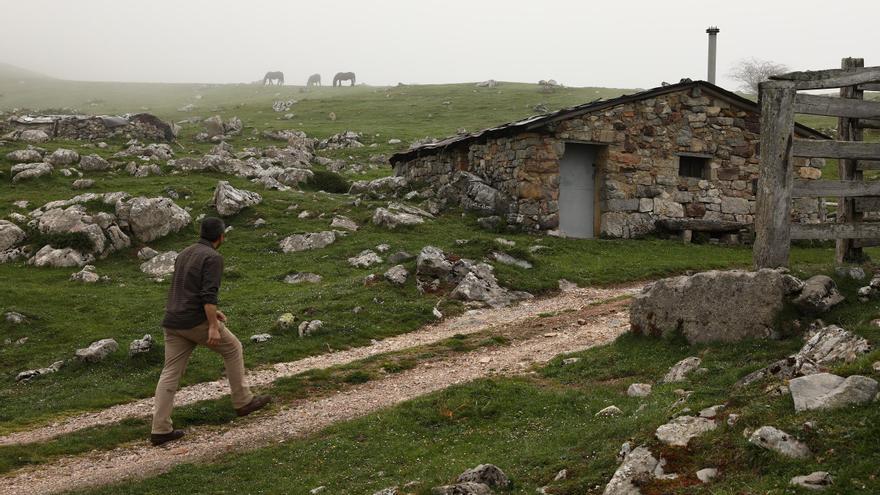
[390,80,827,239]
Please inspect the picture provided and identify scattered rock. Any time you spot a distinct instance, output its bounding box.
[298,320,323,337]
[662,357,702,383]
[789,373,879,412]
[330,215,358,231]
[790,472,833,491]
[835,266,866,280]
[203,115,225,137]
[490,251,532,269]
[140,251,178,278]
[5,311,27,324]
[384,265,409,285]
[279,231,336,253]
[250,334,272,343]
[373,488,399,495]
[602,446,668,495]
[698,405,725,419]
[562,357,580,365]
[372,207,425,229]
[70,265,100,283]
[12,162,52,182]
[6,148,43,162]
[696,468,718,484]
[792,275,844,315]
[213,181,262,217]
[554,469,568,481]
[0,220,26,252]
[47,148,80,166]
[748,426,811,459]
[129,334,154,356]
[284,272,323,284]
[726,414,740,426]
[596,405,623,417]
[655,415,716,447]
[15,360,63,382]
[495,238,515,248]
[79,154,111,171]
[19,129,50,143]
[75,338,119,363]
[348,250,383,268]
[627,383,652,397]
[276,313,296,330]
[631,269,789,344]
[388,251,414,264]
[116,196,191,243]
[430,483,492,495]
[456,464,510,489]
[137,247,159,261]
[72,178,95,189]
[30,245,88,268]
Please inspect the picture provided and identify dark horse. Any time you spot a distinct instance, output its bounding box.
[333,72,356,87]
[263,71,284,85]
[306,73,321,87]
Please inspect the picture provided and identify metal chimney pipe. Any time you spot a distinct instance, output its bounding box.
[706,27,720,84]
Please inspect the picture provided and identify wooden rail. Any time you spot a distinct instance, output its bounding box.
[792,179,880,198]
[794,94,880,119]
[792,140,880,160]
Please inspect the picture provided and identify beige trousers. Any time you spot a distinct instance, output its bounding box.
[151,321,254,434]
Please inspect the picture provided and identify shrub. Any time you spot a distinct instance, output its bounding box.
[305,170,350,194]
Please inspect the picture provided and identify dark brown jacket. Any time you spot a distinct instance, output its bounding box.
[162,239,223,329]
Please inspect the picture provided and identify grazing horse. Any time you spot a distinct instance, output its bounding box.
[333,72,356,87]
[263,71,284,85]
[306,74,321,87]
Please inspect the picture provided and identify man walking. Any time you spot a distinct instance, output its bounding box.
[150,217,270,446]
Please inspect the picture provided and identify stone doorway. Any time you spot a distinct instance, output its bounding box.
[559,143,600,238]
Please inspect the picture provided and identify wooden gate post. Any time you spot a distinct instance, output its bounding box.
[836,57,867,263]
[754,80,798,269]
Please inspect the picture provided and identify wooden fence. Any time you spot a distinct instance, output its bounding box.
[753,58,880,268]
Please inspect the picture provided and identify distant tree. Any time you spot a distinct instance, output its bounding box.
[728,58,790,94]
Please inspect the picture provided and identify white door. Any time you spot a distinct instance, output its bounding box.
[559,143,597,238]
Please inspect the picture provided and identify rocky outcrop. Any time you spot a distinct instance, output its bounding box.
[213,181,262,217]
[349,176,408,198]
[630,269,788,344]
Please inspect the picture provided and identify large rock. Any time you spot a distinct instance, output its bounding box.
[748,426,811,459]
[75,338,119,363]
[384,265,409,285]
[450,268,531,308]
[348,250,382,268]
[213,181,262,217]
[47,148,80,166]
[416,246,453,278]
[456,464,510,489]
[792,275,844,315]
[204,115,225,137]
[630,269,787,344]
[277,168,313,187]
[330,215,358,231]
[789,373,879,412]
[0,220,26,251]
[790,472,833,491]
[279,231,336,253]
[29,245,88,267]
[12,162,52,182]
[373,207,425,229]
[140,251,178,277]
[19,129,50,143]
[70,264,101,283]
[6,148,43,162]
[116,197,192,242]
[79,154,111,171]
[655,415,716,447]
[602,446,667,495]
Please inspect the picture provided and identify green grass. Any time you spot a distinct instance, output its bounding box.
[73,275,880,494]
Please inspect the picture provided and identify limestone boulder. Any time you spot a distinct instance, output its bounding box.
[348,250,382,268]
[19,129,50,143]
[655,415,716,447]
[0,220,26,251]
[456,464,510,489]
[79,154,111,171]
[70,265,101,283]
[789,373,879,412]
[213,181,262,217]
[450,269,532,308]
[75,338,119,363]
[284,272,323,284]
[140,251,178,277]
[602,446,667,495]
[662,357,702,383]
[384,265,409,285]
[277,168,314,187]
[116,197,192,242]
[372,207,425,229]
[6,148,43,162]
[790,472,833,491]
[30,245,88,267]
[416,246,453,278]
[330,215,358,231]
[627,383,652,397]
[204,115,224,137]
[16,360,64,382]
[47,148,80,166]
[630,269,788,344]
[129,334,154,356]
[430,483,492,495]
[298,320,323,337]
[12,162,52,182]
[748,426,811,459]
[792,275,844,315]
[279,231,336,253]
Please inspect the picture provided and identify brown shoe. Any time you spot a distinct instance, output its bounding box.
[235,395,272,417]
[150,429,185,446]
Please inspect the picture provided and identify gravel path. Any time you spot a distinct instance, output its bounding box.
[0,284,640,447]
[0,290,635,495]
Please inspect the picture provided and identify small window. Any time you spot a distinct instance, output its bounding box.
[678,156,708,179]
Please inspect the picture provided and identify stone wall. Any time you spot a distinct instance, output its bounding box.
[4,114,177,142]
[394,85,824,238]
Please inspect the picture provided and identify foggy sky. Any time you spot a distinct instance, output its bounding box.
[0,0,876,90]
